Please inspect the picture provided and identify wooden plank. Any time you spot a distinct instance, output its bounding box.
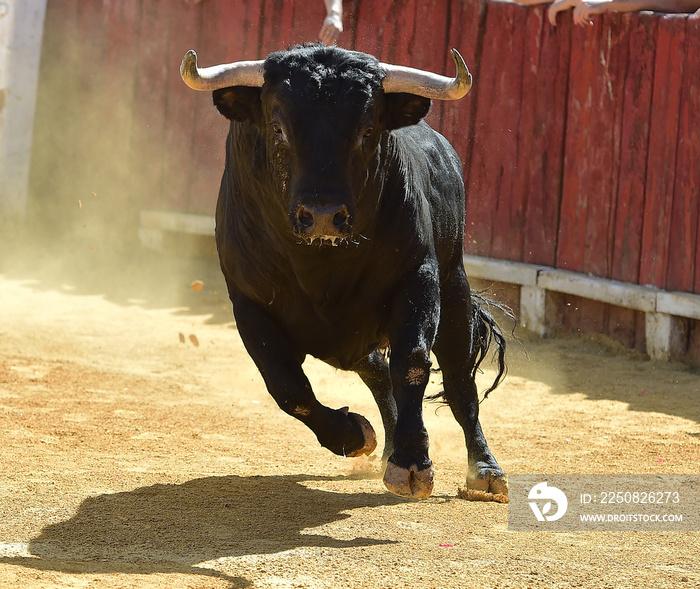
[198,0,229,65]
[404,0,449,130]
[378,0,416,65]
[517,6,571,266]
[593,15,630,277]
[666,15,700,293]
[555,22,593,273]
[48,0,118,244]
[290,0,328,46]
[610,12,657,284]
[222,0,264,61]
[558,295,609,338]
[188,0,235,215]
[249,0,334,52]
[400,0,434,129]
[353,0,395,59]
[77,1,110,89]
[75,1,113,199]
[689,322,700,364]
[462,254,542,286]
[557,16,627,277]
[607,307,642,350]
[461,256,700,323]
[187,117,225,216]
[464,0,525,259]
[441,0,484,167]
[161,1,203,213]
[129,0,172,212]
[588,15,626,279]
[607,12,657,350]
[26,0,79,226]
[188,0,347,216]
[634,310,648,353]
[343,0,361,49]
[657,291,700,321]
[188,0,270,214]
[102,0,141,217]
[593,13,635,348]
[259,0,296,55]
[537,269,658,312]
[639,15,686,288]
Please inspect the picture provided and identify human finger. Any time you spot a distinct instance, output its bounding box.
[548,0,574,26]
[573,4,593,25]
[319,24,341,45]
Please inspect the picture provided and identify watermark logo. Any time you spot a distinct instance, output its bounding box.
[509,475,700,531]
[528,482,568,522]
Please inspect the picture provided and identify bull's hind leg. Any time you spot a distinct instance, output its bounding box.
[432,269,508,497]
[232,294,377,458]
[354,350,397,463]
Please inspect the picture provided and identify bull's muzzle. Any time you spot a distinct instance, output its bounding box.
[293,203,352,246]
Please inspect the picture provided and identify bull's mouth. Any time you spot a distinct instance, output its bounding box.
[299,234,363,247]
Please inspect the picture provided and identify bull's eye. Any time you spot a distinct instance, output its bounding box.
[272,123,286,140]
[359,127,375,150]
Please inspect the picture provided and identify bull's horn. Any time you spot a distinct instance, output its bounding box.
[180,50,264,91]
[380,49,472,100]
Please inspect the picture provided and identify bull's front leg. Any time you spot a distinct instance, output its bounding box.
[382,262,440,499]
[232,294,377,457]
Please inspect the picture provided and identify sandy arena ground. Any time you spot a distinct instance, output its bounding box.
[0,241,699,588]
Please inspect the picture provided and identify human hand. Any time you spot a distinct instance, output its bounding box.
[548,0,581,25]
[572,0,612,25]
[319,13,343,45]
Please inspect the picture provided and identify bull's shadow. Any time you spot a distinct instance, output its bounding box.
[0,474,400,587]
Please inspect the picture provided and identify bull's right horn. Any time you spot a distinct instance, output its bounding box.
[180,50,265,91]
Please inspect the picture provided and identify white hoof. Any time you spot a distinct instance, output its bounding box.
[383,462,434,498]
[345,413,377,457]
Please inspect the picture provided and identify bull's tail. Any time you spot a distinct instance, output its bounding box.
[469,292,513,401]
[428,292,513,403]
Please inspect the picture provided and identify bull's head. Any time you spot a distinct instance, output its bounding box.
[181,45,472,247]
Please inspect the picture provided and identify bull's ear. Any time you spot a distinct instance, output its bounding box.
[383,93,431,130]
[212,87,262,123]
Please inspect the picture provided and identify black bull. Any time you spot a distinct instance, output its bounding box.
[182,44,508,499]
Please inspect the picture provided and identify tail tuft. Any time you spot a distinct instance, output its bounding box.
[470,292,514,401]
[426,292,514,404]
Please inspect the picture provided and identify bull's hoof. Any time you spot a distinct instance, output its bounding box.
[383,462,434,499]
[344,412,377,457]
[461,467,508,502]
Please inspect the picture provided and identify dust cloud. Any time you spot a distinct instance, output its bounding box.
[3,17,229,323]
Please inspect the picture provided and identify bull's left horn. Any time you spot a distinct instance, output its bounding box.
[180,50,265,91]
[380,49,472,100]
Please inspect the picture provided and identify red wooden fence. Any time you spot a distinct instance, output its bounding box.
[30,0,700,300]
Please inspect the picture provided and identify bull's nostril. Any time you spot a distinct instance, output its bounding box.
[333,208,349,229]
[297,207,314,229]
[294,202,350,238]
